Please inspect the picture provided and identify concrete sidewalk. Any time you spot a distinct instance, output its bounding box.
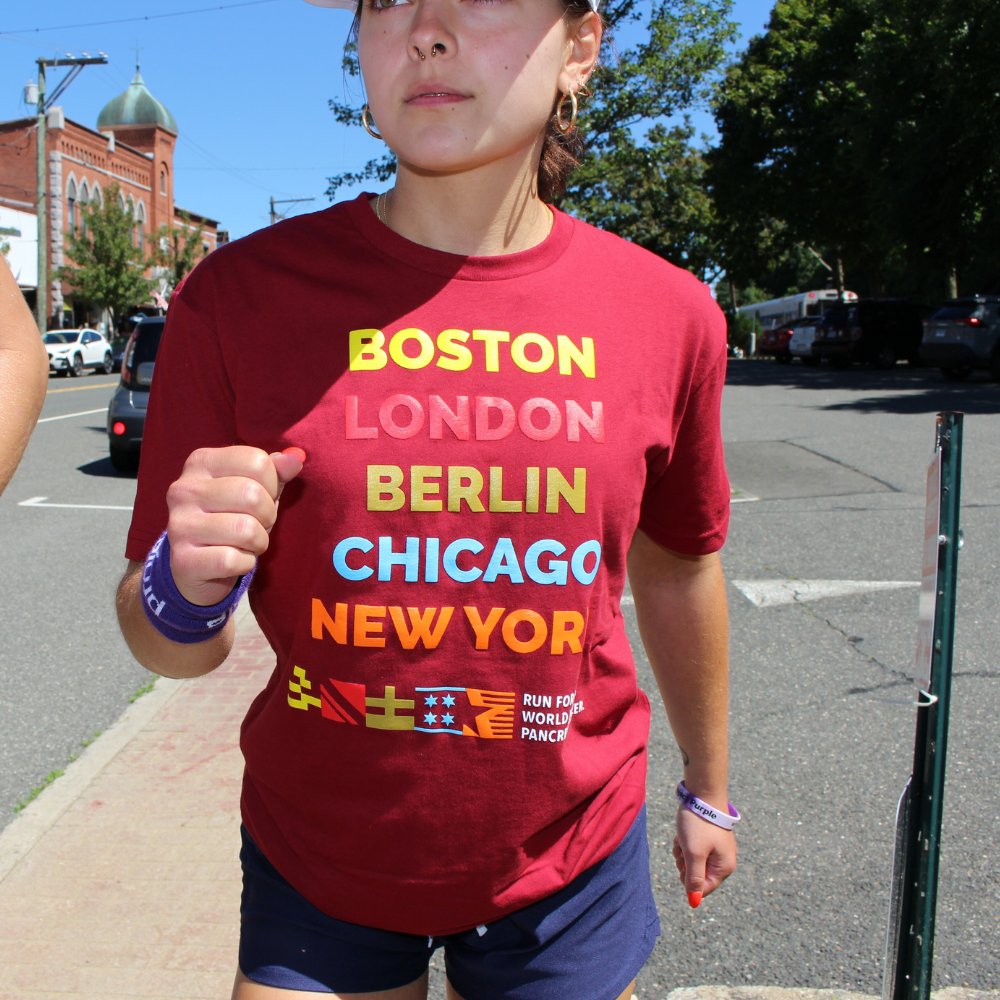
[1,613,997,1000]
[0,609,274,1000]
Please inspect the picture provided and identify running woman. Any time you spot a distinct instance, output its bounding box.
[116,2,739,998]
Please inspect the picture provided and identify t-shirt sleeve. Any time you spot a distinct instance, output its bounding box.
[124,291,237,562]
[637,326,730,556]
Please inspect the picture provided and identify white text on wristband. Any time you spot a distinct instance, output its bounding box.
[675,781,741,831]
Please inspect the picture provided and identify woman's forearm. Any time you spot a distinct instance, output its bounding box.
[627,529,730,809]
[0,257,49,495]
[116,560,236,678]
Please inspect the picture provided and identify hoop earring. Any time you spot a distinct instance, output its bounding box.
[362,105,383,141]
[554,91,578,134]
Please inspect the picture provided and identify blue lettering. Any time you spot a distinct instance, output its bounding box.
[443,538,484,583]
[332,537,374,580]
[425,537,440,584]
[482,537,524,584]
[524,539,567,585]
[570,540,601,585]
[378,536,420,582]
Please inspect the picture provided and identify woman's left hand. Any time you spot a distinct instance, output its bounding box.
[672,806,737,904]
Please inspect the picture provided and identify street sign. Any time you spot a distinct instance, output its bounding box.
[914,450,941,691]
[883,412,963,1000]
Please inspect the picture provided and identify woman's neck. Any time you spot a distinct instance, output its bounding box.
[375,149,554,257]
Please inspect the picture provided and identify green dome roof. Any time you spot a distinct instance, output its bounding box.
[97,69,177,133]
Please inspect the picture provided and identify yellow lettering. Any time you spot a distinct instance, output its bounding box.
[557,335,596,378]
[410,466,443,512]
[367,465,405,511]
[448,466,485,513]
[365,685,415,730]
[436,329,473,371]
[489,467,522,513]
[525,467,540,513]
[472,330,510,372]
[388,328,434,370]
[511,333,555,373]
[349,329,388,370]
[546,467,587,513]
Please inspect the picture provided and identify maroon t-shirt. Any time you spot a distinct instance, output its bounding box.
[126,194,729,935]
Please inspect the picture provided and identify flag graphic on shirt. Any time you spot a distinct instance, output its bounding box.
[290,668,515,739]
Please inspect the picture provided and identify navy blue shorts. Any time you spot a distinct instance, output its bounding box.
[239,808,660,1000]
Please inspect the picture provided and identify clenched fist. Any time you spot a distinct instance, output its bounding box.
[165,445,305,607]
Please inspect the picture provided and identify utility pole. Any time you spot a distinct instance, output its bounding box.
[269,195,315,226]
[28,55,107,333]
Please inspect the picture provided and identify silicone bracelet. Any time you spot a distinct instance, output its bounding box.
[141,531,255,644]
[676,781,741,831]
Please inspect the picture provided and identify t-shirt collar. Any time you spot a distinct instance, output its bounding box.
[345,192,575,281]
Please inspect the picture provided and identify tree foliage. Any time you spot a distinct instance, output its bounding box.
[709,0,1000,299]
[147,208,206,293]
[325,0,737,281]
[58,182,153,328]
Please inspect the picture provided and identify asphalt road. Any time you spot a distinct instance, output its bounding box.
[0,372,146,823]
[2,360,997,992]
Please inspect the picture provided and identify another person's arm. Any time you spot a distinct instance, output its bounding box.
[627,528,736,901]
[0,257,49,494]
[116,445,303,678]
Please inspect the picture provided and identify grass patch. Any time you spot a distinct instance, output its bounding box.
[81,730,102,747]
[129,677,156,703]
[12,770,64,813]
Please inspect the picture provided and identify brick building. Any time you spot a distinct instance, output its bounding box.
[0,68,225,329]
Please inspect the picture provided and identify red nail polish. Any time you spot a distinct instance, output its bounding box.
[282,447,307,463]
[687,891,702,908]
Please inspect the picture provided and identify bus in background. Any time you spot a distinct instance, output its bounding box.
[738,290,857,330]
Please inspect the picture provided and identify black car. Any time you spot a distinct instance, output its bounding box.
[106,317,164,472]
[813,299,924,369]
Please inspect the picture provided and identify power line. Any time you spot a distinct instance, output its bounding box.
[0,0,281,36]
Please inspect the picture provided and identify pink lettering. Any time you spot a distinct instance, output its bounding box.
[475,397,515,441]
[518,398,562,442]
[379,395,425,439]
[345,396,378,440]
[429,395,470,440]
[566,400,605,443]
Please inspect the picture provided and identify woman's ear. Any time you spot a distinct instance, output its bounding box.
[559,11,602,95]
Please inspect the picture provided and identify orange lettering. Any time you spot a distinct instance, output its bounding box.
[463,606,505,650]
[551,611,585,654]
[501,609,548,653]
[354,605,386,647]
[388,606,454,649]
[311,599,348,643]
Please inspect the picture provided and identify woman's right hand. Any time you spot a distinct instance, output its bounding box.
[165,445,305,607]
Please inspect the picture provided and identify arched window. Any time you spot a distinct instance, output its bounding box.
[136,201,146,252]
[160,169,166,195]
[118,191,127,213]
[79,181,90,235]
[91,184,102,208]
[66,177,77,234]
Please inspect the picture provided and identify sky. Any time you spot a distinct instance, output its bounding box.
[0,0,775,241]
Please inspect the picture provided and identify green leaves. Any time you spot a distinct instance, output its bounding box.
[147,209,205,293]
[58,182,153,328]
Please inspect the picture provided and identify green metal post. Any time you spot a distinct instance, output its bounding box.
[889,412,963,999]
[35,59,47,333]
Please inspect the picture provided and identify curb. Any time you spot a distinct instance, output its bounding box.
[0,596,254,887]
[666,989,1000,1000]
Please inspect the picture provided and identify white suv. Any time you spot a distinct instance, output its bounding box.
[44,329,114,377]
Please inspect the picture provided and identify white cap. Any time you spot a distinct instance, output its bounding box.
[303,0,599,9]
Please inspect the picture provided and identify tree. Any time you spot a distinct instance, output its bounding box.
[58,182,153,330]
[147,208,206,295]
[325,0,737,281]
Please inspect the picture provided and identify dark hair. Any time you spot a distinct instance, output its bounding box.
[351,0,602,203]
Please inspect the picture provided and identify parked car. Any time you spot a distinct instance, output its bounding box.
[757,316,819,365]
[812,299,924,368]
[106,317,164,472]
[786,317,823,366]
[43,329,114,377]
[918,296,1000,381]
[109,334,130,372]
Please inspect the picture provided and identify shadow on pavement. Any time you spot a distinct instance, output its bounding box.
[726,360,1000,414]
[78,457,135,479]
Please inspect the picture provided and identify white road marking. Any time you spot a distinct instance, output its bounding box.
[36,408,106,423]
[19,496,133,511]
[730,495,760,504]
[731,578,919,608]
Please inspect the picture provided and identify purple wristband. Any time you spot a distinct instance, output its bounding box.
[141,531,255,644]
